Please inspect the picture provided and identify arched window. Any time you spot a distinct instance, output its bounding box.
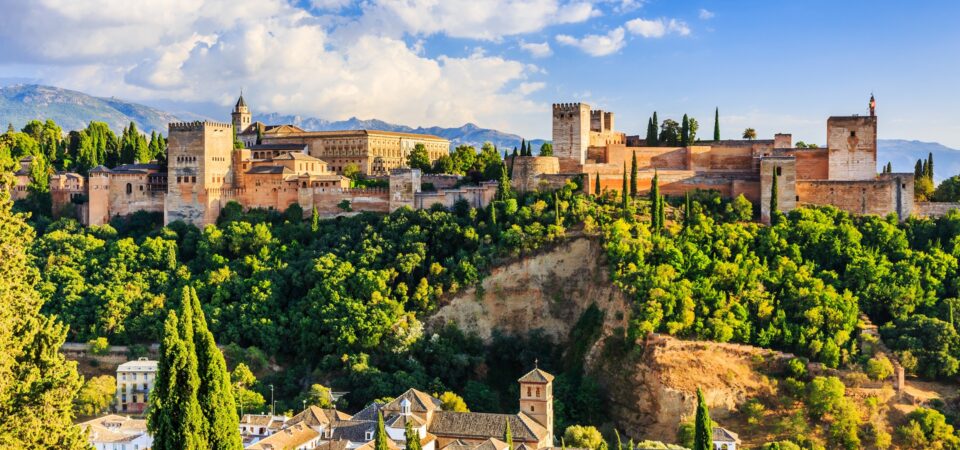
[536,388,540,397]
[126,183,132,195]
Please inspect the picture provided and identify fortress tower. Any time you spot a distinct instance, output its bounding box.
[164,121,236,225]
[518,366,554,447]
[826,95,878,180]
[552,103,592,166]
[231,93,252,135]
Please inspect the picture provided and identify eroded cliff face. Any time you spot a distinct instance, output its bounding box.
[428,236,785,443]
[428,236,629,345]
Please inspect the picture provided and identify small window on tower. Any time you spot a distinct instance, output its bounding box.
[531,405,535,412]
[850,131,857,137]
[776,167,782,176]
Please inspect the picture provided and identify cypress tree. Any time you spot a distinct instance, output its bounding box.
[149,307,206,450]
[614,429,623,450]
[645,118,656,145]
[520,139,526,157]
[681,114,690,147]
[594,172,601,195]
[190,288,242,449]
[489,203,497,227]
[311,205,320,232]
[927,152,934,180]
[915,159,923,178]
[713,107,720,141]
[405,421,422,450]
[651,112,660,146]
[621,162,629,213]
[375,412,389,450]
[921,159,928,179]
[658,194,666,231]
[650,170,660,231]
[693,388,713,450]
[504,419,513,450]
[887,162,893,173]
[497,161,512,201]
[255,126,263,145]
[630,151,638,197]
[770,165,779,225]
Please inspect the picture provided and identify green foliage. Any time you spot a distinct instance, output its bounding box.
[865,355,895,381]
[87,336,110,355]
[74,375,117,417]
[933,175,960,202]
[375,412,389,450]
[896,407,960,449]
[805,376,845,418]
[405,421,422,450]
[761,441,801,450]
[343,163,361,180]
[306,383,333,408]
[713,108,720,141]
[504,419,513,450]
[438,391,469,412]
[659,119,680,146]
[693,388,713,450]
[539,143,553,156]
[563,425,603,450]
[681,114,690,147]
[677,421,695,449]
[630,151,637,197]
[148,308,206,450]
[407,143,431,172]
[190,287,242,449]
[743,128,757,140]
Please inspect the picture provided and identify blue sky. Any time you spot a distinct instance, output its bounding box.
[1,0,958,146]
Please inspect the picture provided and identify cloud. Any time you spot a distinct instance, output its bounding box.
[625,17,690,38]
[520,41,553,58]
[556,27,626,56]
[0,0,550,136]
[698,8,714,20]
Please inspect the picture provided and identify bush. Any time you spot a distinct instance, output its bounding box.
[865,355,895,381]
[563,425,603,450]
[787,358,808,379]
[337,200,352,212]
[805,376,845,418]
[87,337,110,355]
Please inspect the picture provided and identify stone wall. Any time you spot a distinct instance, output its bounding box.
[414,182,497,210]
[688,145,756,172]
[915,202,960,218]
[389,168,421,211]
[510,156,560,193]
[107,172,166,218]
[760,157,798,224]
[421,174,461,190]
[796,173,913,219]
[827,116,877,181]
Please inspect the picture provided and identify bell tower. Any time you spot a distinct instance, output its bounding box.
[232,92,251,134]
[518,365,554,446]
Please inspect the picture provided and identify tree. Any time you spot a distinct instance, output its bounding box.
[405,421,422,450]
[630,151,638,197]
[74,375,117,417]
[407,144,431,172]
[927,152,934,180]
[915,176,935,202]
[865,355,894,381]
[0,181,88,449]
[539,143,553,156]
[915,159,924,178]
[621,162,629,214]
[805,376,845,418]
[497,161,512,201]
[650,170,661,231]
[933,175,960,202]
[594,172,601,195]
[432,155,454,174]
[693,388,713,450]
[897,408,960,449]
[651,112,659,146]
[312,205,320,232]
[713,107,720,141]
[343,163,361,181]
[255,126,263,146]
[233,125,243,150]
[190,287,242,449]
[231,363,265,416]
[519,139,526,157]
[375,412,389,450]
[659,119,680,146]
[564,425,603,450]
[681,114,690,147]
[688,117,699,142]
[743,128,757,140]
[504,419,513,450]
[438,391,469,412]
[646,117,657,146]
[769,165,779,225]
[306,383,333,408]
[147,309,206,450]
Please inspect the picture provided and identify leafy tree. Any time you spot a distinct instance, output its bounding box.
[74,375,117,417]
[407,144,431,172]
[933,175,960,202]
[433,154,454,174]
[915,176,935,201]
[438,391,469,412]
[497,161,512,201]
[539,143,553,156]
[713,107,720,141]
[659,119,680,146]
[564,425,603,450]
[148,307,206,450]
[897,407,960,449]
[688,117,699,142]
[190,287,242,449]
[805,376,845,418]
[306,383,333,408]
[343,163,362,180]
[231,363,265,415]
[743,128,757,140]
[865,355,894,381]
[693,388,713,450]
[0,182,88,449]
[88,336,110,355]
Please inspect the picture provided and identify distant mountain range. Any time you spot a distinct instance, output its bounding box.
[1,84,958,177]
[0,84,180,134]
[253,112,547,152]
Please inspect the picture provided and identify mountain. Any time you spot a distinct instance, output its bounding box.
[877,139,960,183]
[0,84,180,134]
[254,113,547,153]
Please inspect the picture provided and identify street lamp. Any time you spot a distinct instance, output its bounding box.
[269,384,275,416]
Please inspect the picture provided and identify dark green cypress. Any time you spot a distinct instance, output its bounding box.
[646,118,656,145]
[713,107,720,141]
[770,165,779,225]
[693,388,713,450]
[191,287,242,449]
[148,307,206,450]
[630,151,638,197]
[497,161,512,201]
[405,421,422,450]
[681,114,690,147]
[311,205,320,232]
[651,112,659,146]
[927,152,934,180]
[621,163,629,213]
[650,170,660,231]
[504,419,513,450]
[594,172,601,195]
[915,159,923,178]
[658,194,665,230]
[375,412,389,450]
[520,139,526,157]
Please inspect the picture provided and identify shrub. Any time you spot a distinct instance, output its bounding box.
[87,337,110,355]
[865,355,895,381]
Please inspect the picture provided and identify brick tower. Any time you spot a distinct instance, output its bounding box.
[552,103,591,167]
[518,365,554,446]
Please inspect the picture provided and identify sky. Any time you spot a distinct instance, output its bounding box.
[0,0,958,147]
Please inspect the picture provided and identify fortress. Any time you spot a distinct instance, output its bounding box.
[513,95,915,222]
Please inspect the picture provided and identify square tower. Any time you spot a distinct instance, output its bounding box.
[552,103,591,166]
[826,116,877,181]
[165,121,235,226]
[518,367,554,447]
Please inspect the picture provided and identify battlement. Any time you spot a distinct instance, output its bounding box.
[552,103,590,113]
[168,121,234,132]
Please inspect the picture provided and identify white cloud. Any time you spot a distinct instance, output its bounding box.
[556,27,625,56]
[0,0,550,135]
[625,17,690,38]
[520,41,553,58]
[698,8,714,20]
[312,0,353,10]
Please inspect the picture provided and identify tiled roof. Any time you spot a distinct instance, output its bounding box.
[247,423,319,450]
[283,129,447,141]
[352,402,385,422]
[330,419,376,442]
[474,438,511,450]
[428,412,546,442]
[236,94,246,108]
[712,427,740,443]
[241,414,289,428]
[112,163,166,174]
[517,368,554,383]
[355,436,402,450]
[385,413,424,429]
[382,389,442,414]
[247,166,293,175]
[89,165,112,173]
[287,406,351,428]
[248,143,308,151]
[273,152,323,161]
[117,359,157,372]
[79,415,148,444]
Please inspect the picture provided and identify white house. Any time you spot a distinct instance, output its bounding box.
[712,427,740,450]
[81,414,153,450]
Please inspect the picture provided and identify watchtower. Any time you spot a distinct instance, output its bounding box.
[552,103,591,166]
[231,93,251,135]
[518,366,554,447]
[165,121,235,225]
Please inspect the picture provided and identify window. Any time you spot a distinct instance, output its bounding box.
[796,196,800,201]
[536,388,540,397]
[527,387,531,396]
[530,405,535,412]
[126,183,132,194]
[365,431,374,441]
[850,131,856,137]
[775,167,782,176]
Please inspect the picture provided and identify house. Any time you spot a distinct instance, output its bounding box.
[115,358,158,414]
[712,427,740,450]
[81,414,153,450]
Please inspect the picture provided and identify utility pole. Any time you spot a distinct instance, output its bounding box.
[270,384,275,416]
[238,381,244,418]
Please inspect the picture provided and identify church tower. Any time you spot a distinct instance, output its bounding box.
[232,92,251,134]
[518,366,554,446]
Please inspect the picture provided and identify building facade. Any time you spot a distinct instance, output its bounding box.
[115,358,158,414]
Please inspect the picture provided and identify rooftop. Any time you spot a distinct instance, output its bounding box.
[428,411,546,441]
[79,415,148,444]
[117,358,157,372]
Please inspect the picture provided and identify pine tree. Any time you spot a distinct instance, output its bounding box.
[312,205,320,232]
[190,287,242,449]
[594,172,601,195]
[651,112,660,146]
[770,165,779,225]
[5,123,13,133]
[630,151,638,197]
[621,162,629,214]
[375,412,389,450]
[0,182,87,448]
[713,107,720,141]
[681,114,690,147]
[405,421,422,450]
[684,191,692,228]
[650,170,660,231]
[693,388,713,450]
[520,139,526,157]
[504,419,513,450]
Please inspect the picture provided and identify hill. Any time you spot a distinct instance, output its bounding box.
[0,84,180,134]
[254,112,547,152]
[877,139,960,183]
